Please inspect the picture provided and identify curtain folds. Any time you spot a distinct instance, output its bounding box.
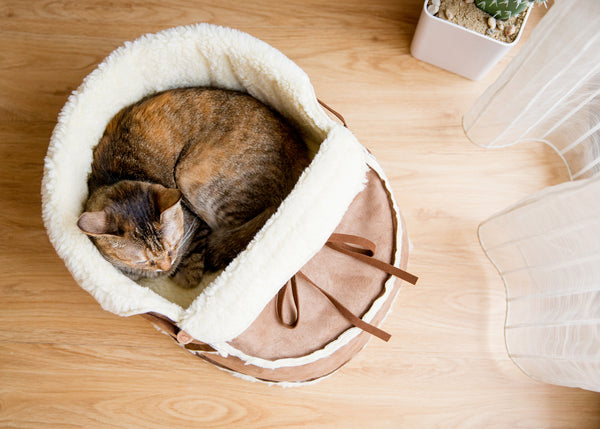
[464,0,600,392]
[463,0,600,181]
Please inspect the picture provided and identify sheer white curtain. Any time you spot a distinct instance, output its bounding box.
[463,0,600,392]
[464,0,600,180]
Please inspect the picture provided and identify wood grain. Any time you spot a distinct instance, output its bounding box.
[1,0,599,427]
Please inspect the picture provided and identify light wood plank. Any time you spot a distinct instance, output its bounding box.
[1,0,599,427]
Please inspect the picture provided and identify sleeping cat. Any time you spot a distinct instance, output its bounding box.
[78,87,310,288]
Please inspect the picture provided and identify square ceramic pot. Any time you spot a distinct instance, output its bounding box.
[410,1,531,80]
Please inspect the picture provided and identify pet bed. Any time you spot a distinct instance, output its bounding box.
[42,24,417,385]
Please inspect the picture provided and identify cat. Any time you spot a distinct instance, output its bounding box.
[77,87,311,288]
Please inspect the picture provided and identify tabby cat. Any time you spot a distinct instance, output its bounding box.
[78,87,310,288]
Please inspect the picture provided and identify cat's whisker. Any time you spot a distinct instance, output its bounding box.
[180,216,200,247]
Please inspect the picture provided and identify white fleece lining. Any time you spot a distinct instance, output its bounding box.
[201,359,341,388]
[41,24,373,343]
[209,156,404,369]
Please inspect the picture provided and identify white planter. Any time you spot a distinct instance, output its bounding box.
[410,1,531,80]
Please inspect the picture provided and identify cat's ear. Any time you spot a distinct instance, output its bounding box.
[153,187,184,243]
[77,211,116,236]
[153,186,183,214]
[152,186,183,233]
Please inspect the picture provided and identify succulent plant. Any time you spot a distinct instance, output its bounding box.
[475,0,546,20]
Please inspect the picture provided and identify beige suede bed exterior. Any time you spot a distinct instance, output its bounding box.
[202,168,408,383]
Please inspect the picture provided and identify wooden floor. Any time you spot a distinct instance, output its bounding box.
[2,1,599,427]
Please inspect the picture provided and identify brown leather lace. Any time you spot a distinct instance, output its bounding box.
[318,99,348,127]
[326,234,419,285]
[277,233,419,342]
[141,312,216,351]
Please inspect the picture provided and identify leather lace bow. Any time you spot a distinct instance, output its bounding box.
[276,233,418,342]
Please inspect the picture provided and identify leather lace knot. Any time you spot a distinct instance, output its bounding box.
[277,233,418,342]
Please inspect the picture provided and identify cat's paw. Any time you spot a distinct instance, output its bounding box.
[169,252,205,288]
[170,271,200,288]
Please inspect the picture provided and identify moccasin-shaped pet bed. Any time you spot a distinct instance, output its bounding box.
[42,24,417,385]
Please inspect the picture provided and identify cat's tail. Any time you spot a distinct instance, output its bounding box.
[205,206,277,271]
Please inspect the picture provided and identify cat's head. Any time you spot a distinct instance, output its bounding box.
[77,181,184,277]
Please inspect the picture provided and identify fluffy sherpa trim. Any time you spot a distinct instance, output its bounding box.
[42,24,373,343]
[208,155,404,369]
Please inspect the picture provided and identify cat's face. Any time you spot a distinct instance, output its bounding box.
[78,181,185,277]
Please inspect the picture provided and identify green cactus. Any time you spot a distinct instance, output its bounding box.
[475,0,545,20]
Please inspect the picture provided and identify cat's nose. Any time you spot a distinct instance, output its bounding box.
[156,258,172,272]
